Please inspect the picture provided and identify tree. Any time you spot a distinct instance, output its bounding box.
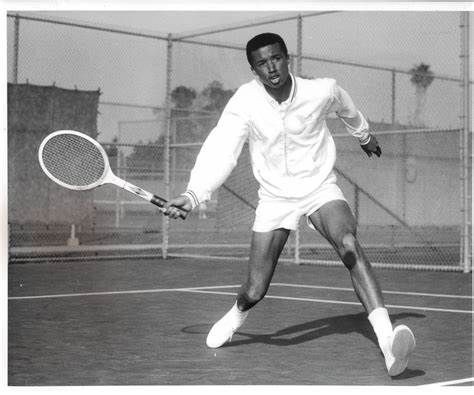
[170,86,197,144]
[200,81,235,113]
[126,82,234,174]
[171,85,197,111]
[409,63,434,127]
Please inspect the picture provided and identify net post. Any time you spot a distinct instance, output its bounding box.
[67,224,79,246]
[162,33,173,259]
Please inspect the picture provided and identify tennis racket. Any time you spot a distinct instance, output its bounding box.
[38,130,188,219]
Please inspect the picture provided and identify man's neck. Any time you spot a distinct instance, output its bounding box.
[264,75,292,104]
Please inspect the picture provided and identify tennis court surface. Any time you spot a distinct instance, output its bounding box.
[8,256,472,386]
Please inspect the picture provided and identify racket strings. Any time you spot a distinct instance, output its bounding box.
[41,134,106,187]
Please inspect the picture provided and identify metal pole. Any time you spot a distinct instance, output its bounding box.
[7,12,169,41]
[13,14,20,83]
[391,69,396,125]
[294,15,303,265]
[162,34,173,259]
[354,185,360,225]
[115,123,122,228]
[460,12,471,273]
[174,11,338,40]
[171,116,176,192]
[296,14,303,77]
[294,224,300,265]
[401,133,407,221]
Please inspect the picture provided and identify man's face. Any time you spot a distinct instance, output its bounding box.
[250,43,290,89]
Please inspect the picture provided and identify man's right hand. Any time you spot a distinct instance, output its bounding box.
[163,195,193,219]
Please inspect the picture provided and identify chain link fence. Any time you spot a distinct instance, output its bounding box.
[7,11,471,271]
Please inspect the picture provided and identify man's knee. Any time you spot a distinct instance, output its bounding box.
[341,233,357,251]
[338,233,359,269]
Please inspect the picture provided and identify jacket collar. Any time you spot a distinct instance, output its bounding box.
[254,73,296,106]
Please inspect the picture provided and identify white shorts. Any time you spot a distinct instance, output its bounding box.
[252,174,347,232]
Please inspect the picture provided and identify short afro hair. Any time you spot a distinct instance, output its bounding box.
[246,33,288,66]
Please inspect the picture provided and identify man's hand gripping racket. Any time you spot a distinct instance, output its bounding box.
[163,195,193,219]
[38,130,189,219]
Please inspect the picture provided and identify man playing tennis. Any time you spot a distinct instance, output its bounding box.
[164,33,415,377]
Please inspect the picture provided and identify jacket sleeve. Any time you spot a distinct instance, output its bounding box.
[185,94,250,206]
[327,81,371,145]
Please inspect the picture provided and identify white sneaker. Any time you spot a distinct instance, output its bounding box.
[385,325,416,376]
[206,304,249,348]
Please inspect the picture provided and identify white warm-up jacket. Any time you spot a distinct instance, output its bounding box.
[184,74,370,207]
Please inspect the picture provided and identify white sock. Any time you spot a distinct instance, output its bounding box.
[368,307,393,356]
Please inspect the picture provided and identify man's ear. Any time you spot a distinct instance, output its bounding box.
[250,67,257,77]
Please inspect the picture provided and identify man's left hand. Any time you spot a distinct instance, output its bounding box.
[361,135,381,157]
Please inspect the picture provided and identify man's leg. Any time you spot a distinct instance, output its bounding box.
[308,200,415,376]
[206,228,290,348]
[308,200,383,311]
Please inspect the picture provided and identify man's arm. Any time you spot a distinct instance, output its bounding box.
[330,84,382,158]
[164,96,250,219]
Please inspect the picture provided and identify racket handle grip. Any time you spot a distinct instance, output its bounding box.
[150,195,188,220]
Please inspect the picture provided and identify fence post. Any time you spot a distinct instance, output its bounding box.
[13,14,20,83]
[115,122,123,228]
[401,133,407,221]
[162,33,173,259]
[460,11,471,273]
[296,14,303,77]
[354,185,360,226]
[391,69,396,125]
[294,224,300,265]
[293,14,303,265]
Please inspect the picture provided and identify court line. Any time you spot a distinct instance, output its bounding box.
[201,283,473,299]
[271,283,473,299]
[7,287,200,300]
[9,284,473,314]
[419,377,474,386]
[7,285,241,300]
[177,289,473,314]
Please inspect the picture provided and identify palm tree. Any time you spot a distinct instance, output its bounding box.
[409,63,434,127]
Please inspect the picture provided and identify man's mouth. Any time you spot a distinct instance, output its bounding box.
[269,75,280,84]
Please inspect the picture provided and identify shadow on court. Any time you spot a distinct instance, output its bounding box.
[183,311,425,349]
[182,311,427,380]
